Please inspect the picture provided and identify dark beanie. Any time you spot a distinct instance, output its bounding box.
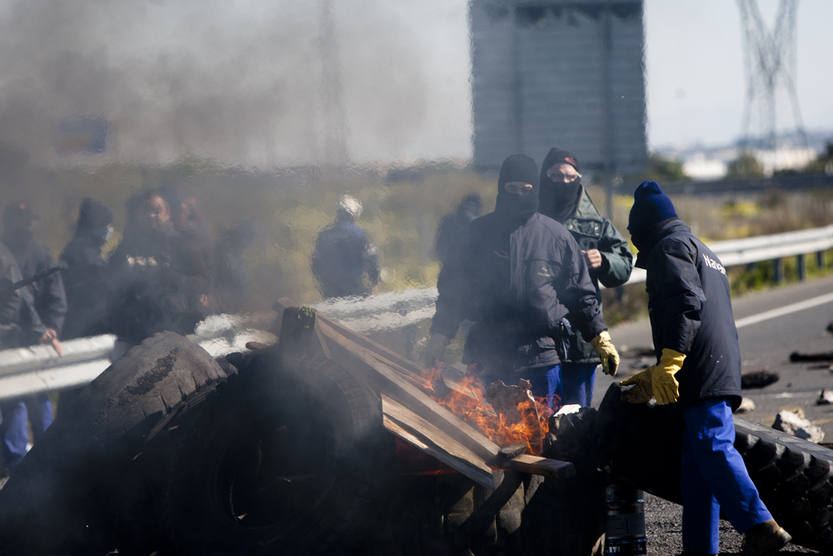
[628,181,677,233]
[77,198,113,231]
[498,154,539,192]
[542,147,580,174]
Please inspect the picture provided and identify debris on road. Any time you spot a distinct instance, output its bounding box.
[817,389,833,405]
[789,350,833,362]
[772,407,825,443]
[736,397,756,413]
[740,369,779,389]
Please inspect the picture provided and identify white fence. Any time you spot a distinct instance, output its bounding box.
[1,225,832,400]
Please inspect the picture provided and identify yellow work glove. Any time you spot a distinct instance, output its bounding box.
[619,368,653,404]
[621,348,686,405]
[590,330,620,376]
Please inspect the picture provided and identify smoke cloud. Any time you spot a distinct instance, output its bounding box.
[0,0,472,168]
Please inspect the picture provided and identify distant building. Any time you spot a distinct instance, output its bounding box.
[470,0,647,176]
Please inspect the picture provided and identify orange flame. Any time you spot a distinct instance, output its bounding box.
[422,367,552,455]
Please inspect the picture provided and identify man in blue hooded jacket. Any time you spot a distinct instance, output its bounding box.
[621,181,791,555]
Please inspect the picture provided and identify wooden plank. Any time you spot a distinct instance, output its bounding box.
[316,317,501,462]
[274,300,501,467]
[382,400,496,489]
[509,454,575,479]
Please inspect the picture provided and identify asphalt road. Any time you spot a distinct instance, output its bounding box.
[597,273,833,555]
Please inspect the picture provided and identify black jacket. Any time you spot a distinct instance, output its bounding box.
[540,185,633,363]
[60,234,111,338]
[0,243,23,347]
[108,228,205,344]
[636,219,742,409]
[431,212,606,372]
[3,239,67,340]
[312,219,380,298]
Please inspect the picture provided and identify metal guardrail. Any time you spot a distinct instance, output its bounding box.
[1,224,832,399]
[0,314,277,401]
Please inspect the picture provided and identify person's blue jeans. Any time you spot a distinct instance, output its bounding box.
[1,395,53,469]
[681,398,772,554]
[557,362,597,407]
[525,364,562,410]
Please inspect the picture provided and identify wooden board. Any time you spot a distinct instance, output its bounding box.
[382,394,496,488]
[509,454,575,479]
[315,317,501,461]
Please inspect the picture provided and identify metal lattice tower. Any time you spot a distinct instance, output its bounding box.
[737,0,807,152]
[319,0,348,165]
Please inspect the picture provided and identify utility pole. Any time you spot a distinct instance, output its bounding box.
[319,0,348,166]
[737,0,807,157]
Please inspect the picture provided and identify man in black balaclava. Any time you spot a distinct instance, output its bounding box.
[425,154,620,410]
[60,198,114,339]
[538,147,633,408]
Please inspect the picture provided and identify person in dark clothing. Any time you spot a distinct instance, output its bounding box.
[157,186,214,308]
[60,198,114,339]
[108,190,206,353]
[312,195,380,299]
[620,181,791,555]
[538,147,634,407]
[1,202,65,470]
[2,203,67,343]
[214,221,254,313]
[425,154,619,409]
[0,243,23,348]
[434,193,482,266]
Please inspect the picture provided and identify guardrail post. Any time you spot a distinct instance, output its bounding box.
[773,258,783,284]
[797,254,806,281]
[817,251,825,269]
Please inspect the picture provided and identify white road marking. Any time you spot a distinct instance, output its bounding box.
[735,291,833,329]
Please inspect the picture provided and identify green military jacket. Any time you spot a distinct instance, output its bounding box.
[558,186,634,364]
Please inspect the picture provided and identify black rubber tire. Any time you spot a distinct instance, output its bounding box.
[0,332,232,555]
[733,417,833,553]
[597,384,833,554]
[162,346,395,555]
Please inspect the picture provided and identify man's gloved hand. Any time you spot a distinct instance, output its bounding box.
[620,368,653,404]
[590,330,620,376]
[423,333,450,370]
[620,348,686,405]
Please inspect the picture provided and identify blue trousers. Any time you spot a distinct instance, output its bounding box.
[555,362,597,407]
[1,395,53,469]
[681,399,772,554]
[525,364,562,410]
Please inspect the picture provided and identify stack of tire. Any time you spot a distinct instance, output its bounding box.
[0,332,394,555]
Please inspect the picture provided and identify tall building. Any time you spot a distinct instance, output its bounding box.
[470,0,647,177]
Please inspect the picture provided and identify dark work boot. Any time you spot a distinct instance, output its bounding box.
[742,519,791,555]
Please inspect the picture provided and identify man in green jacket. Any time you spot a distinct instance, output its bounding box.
[538,147,633,407]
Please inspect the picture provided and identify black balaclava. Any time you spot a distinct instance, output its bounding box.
[76,198,113,246]
[539,147,582,223]
[495,154,539,224]
[2,202,36,256]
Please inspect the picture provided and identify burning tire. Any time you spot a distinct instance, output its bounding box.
[162,347,394,555]
[597,384,833,554]
[0,332,232,555]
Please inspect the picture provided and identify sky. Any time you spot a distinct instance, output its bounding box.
[644,0,833,150]
[0,0,830,165]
